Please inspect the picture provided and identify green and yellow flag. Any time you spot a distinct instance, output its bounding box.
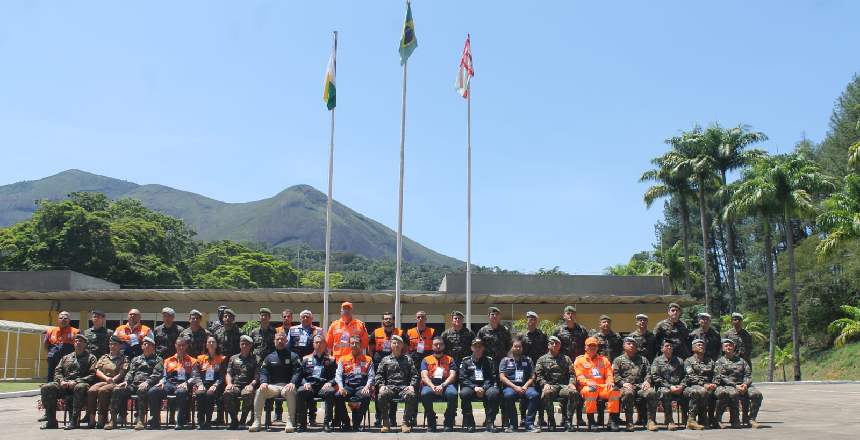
[323,34,337,111]
[399,1,417,65]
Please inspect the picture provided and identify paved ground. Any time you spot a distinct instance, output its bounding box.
[3,383,859,439]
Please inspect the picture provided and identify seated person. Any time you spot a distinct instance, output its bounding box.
[223,335,259,429]
[249,331,301,433]
[650,340,687,431]
[193,335,226,429]
[419,337,458,432]
[147,337,196,429]
[335,335,375,432]
[374,335,419,433]
[715,338,763,429]
[295,335,338,432]
[683,338,717,430]
[574,336,621,432]
[87,335,128,429]
[458,338,501,433]
[499,336,540,433]
[109,336,162,431]
[39,333,96,430]
[534,335,578,431]
[612,336,657,432]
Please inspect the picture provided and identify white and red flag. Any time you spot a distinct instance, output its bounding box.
[455,34,473,98]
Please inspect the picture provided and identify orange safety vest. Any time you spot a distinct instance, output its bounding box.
[326,318,368,360]
[164,353,196,382]
[573,353,614,387]
[407,327,435,354]
[114,323,153,346]
[45,326,79,346]
[196,353,225,381]
[422,354,454,382]
[372,327,403,353]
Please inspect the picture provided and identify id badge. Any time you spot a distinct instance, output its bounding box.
[433,367,445,379]
[592,367,602,378]
[416,340,425,353]
[340,332,350,342]
[299,333,308,346]
[177,367,186,380]
[474,369,484,382]
[205,367,215,381]
[383,340,391,351]
[313,365,323,377]
[514,369,524,382]
[130,333,139,346]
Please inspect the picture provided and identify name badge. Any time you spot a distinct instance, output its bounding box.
[514,369,524,382]
[299,333,308,346]
[205,367,215,381]
[383,340,391,351]
[474,370,484,382]
[341,332,350,342]
[416,340,425,352]
[130,334,139,346]
[592,367,602,378]
[177,367,186,380]
[313,365,323,377]
[433,367,444,379]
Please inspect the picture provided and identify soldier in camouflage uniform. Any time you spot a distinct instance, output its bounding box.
[534,335,577,431]
[84,309,113,360]
[476,306,512,364]
[612,336,657,431]
[251,308,277,364]
[654,302,691,360]
[223,335,259,429]
[216,308,244,359]
[650,340,688,431]
[179,309,210,357]
[683,338,716,430]
[208,305,228,335]
[591,315,623,362]
[374,335,420,433]
[627,314,657,362]
[440,310,475,365]
[521,311,548,427]
[39,333,96,430]
[111,335,163,431]
[688,313,721,362]
[154,307,185,359]
[723,313,754,369]
[714,338,763,429]
[552,305,589,426]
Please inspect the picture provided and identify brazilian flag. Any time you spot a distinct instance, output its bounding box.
[399,2,417,65]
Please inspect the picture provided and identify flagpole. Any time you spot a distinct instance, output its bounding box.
[395,58,407,330]
[466,85,472,330]
[323,30,337,331]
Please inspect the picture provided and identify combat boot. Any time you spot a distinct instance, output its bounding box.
[587,414,599,432]
[750,419,761,429]
[686,419,704,430]
[667,421,677,431]
[608,414,621,432]
[646,419,658,431]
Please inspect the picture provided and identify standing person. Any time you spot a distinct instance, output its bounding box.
[612,336,657,432]
[627,314,657,362]
[295,335,338,432]
[326,302,368,361]
[334,335,375,432]
[110,336,162,431]
[552,305,588,427]
[654,303,691,360]
[573,337,621,432]
[374,335,419,433]
[522,311,548,364]
[43,310,79,383]
[591,315,623,362]
[499,336,540,433]
[249,332,301,433]
[406,310,435,368]
[84,309,113,360]
[147,337,196,430]
[207,305,228,335]
[223,335,259,429]
[251,308,277,364]
[39,333,96,430]
[193,335,226,430]
[419,337,458,432]
[458,338,501,433]
[87,335,128,429]
[440,310,474,365]
[278,309,295,334]
[689,312,721,362]
[368,312,401,427]
[476,306,512,363]
[154,307,185,359]
[180,310,210,357]
[683,338,717,430]
[534,336,576,432]
[651,340,687,431]
[114,309,154,358]
[215,308,243,359]
[284,310,323,425]
[723,313,754,369]
[714,339,763,429]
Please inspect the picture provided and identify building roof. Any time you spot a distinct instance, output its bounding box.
[439,272,669,296]
[0,270,119,291]
[0,319,52,334]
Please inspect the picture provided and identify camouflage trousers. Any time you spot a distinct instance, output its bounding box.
[40,382,89,421]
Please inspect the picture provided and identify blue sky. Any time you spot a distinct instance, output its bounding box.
[1,1,858,273]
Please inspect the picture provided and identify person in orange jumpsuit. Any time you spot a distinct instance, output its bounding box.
[573,336,622,431]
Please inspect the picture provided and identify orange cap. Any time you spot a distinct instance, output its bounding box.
[341,302,353,310]
[585,336,599,346]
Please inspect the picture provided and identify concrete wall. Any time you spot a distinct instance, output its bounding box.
[0,270,119,291]
[441,273,669,296]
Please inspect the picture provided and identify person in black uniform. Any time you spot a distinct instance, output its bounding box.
[458,338,501,432]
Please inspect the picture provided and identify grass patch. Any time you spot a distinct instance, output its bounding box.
[0,381,40,393]
[752,341,860,382]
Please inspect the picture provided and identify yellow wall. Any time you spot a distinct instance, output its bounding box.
[0,310,52,380]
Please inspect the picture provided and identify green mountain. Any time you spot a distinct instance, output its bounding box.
[0,169,461,266]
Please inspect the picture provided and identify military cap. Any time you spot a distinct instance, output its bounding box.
[391,335,404,343]
[635,314,649,320]
[623,336,638,345]
[721,338,736,346]
[697,312,712,320]
[691,338,705,345]
[217,305,228,311]
[189,309,203,317]
[487,306,501,314]
[223,308,236,317]
[451,310,464,317]
[161,307,176,316]
[90,309,106,317]
[240,335,253,344]
[563,305,577,313]
[599,314,611,321]
[526,311,538,319]
[109,334,123,344]
[259,307,272,315]
[74,333,87,342]
[731,312,744,320]
[471,338,484,346]
[548,335,561,344]
[668,302,681,310]
[142,335,155,345]
[585,336,599,346]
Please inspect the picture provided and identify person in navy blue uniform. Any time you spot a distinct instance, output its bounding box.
[499,336,540,432]
[458,338,501,432]
[295,335,338,432]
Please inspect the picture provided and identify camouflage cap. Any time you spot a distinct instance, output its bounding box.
[391,334,404,343]
[189,309,203,317]
[563,305,577,313]
[623,336,638,345]
[697,312,712,320]
[691,338,705,345]
[635,314,649,320]
[217,305,228,311]
[161,307,176,316]
[471,338,484,346]
[223,308,236,317]
[259,307,272,315]
[599,314,611,321]
[142,335,155,345]
[451,310,464,317]
[487,306,501,314]
[668,302,681,310]
[240,335,253,344]
[74,333,87,342]
[721,338,736,346]
[90,309,106,317]
[548,335,561,344]
[731,312,744,320]
[525,311,538,319]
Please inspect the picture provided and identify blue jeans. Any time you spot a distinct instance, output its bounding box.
[147,382,189,426]
[502,386,539,428]
[420,384,458,426]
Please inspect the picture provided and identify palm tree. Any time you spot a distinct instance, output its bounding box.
[827,303,860,348]
[712,124,767,311]
[817,173,860,256]
[641,153,695,293]
[728,153,834,381]
[664,126,720,312]
[759,344,794,382]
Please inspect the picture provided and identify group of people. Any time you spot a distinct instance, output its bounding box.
[37,301,764,433]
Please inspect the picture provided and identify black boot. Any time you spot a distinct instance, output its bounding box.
[427,415,437,432]
[587,414,599,432]
[609,414,621,432]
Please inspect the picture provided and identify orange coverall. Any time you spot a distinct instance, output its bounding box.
[573,353,621,414]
